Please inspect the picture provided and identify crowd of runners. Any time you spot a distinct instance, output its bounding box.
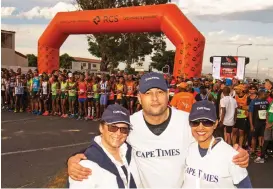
[1,67,273,164]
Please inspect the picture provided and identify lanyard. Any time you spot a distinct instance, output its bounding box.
[195,137,215,189]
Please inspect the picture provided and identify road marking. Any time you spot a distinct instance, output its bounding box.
[1,142,90,156]
[61,129,81,132]
[2,116,63,124]
[18,181,35,188]
[2,136,12,140]
[1,117,38,123]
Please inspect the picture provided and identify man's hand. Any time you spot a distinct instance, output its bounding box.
[68,154,91,181]
[232,144,249,168]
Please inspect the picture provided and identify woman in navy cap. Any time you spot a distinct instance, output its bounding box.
[183,100,252,188]
[69,104,136,188]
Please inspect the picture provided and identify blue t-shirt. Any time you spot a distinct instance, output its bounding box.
[225,78,232,86]
[248,99,269,123]
[193,87,200,93]
[32,77,40,92]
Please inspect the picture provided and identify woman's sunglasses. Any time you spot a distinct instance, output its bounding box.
[189,119,215,127]
[107,124,130,134]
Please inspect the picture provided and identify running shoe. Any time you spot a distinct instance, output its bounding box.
[89,116,93,120]
[93,117,101,121]
[84,116,89,121]
[19,109,23,113]
[254,157,265,163]
[63,114,68,118]
[256,146,261,153]
[42,111,49,116]
[14,109,18,113]
[267,149,273,156]
[37,111,42,115]
[250,153,256,159]
[69,114,74,118]
[77,116,82,120]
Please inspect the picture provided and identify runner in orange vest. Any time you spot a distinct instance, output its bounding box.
[170,82,195,113]
[233,84,249,147]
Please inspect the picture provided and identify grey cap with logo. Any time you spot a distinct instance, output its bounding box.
[189,100,217,122]
[139,72,168,93]
[101,104,132,126]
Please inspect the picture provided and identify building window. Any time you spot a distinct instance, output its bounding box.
[92,64,97,68]
[1,33,12,49]
[88,63,91,69]
[82,63,86,67]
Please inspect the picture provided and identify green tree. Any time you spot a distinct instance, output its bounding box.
[150,50,175,73]
[59,53,74,69]
[76,0,168,72]
[26,54,37,67]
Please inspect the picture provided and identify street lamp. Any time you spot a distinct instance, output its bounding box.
[256,58,268,79]
[236,44,252,56]
[268,67,273,77]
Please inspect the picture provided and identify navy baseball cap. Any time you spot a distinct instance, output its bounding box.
[139,72,168,93]
[101,104,132,126]
[189,101,217,122]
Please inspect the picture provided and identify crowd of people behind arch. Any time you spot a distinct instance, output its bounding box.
[1,67,273,164]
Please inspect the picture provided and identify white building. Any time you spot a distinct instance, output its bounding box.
[1,30,28,68]
[71,57,101,72]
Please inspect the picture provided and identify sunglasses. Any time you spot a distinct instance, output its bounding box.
[107,124,130,134]
[189,119,215,127]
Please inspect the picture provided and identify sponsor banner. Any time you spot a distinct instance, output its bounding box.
[212,56,246,80]
[220,57,238,78]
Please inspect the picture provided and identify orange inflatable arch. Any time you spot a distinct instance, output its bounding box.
[38,4,205,78]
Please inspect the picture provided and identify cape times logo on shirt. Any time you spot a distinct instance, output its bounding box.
[186,166,219,183]
[136,148,180,158]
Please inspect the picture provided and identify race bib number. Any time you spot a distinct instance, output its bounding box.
[258,110,266,120]
[15,87,19,94]
[269,105,273,113]
[33,83,38,89]
[237,109,246,117]
[79,89,85,95]
[87,92,93,98]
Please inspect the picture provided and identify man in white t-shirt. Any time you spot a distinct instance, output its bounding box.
[220,86,237,145]
[67,73,248,188]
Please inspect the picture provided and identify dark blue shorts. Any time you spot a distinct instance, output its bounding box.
[78,98,86,103]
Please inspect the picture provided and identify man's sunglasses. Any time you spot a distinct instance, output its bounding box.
[107,124,130,134]
[189,119,215,127]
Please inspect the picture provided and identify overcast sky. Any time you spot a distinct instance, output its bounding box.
[1,0,273,78]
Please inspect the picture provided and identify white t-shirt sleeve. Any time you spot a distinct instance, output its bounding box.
[69,160,97,189]
[220,98,226,108]
[228,151,248,184]
[69,160,119,188]
[234,99,238,108]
